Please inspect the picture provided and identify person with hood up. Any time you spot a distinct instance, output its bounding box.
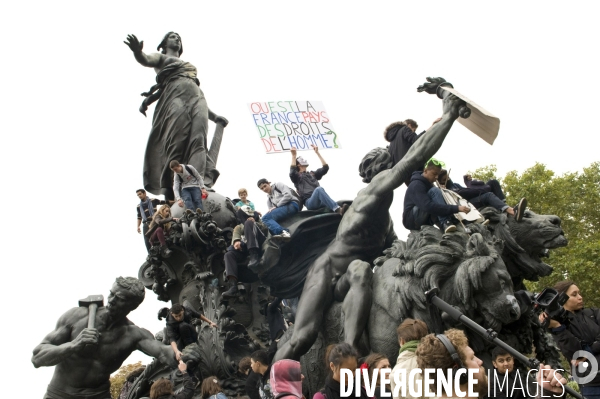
[384,118,441,185]
[402,158,471,233]
[270,359,304,399]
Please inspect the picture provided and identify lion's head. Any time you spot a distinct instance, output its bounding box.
[381,224,520,332]
[480,208,568,286]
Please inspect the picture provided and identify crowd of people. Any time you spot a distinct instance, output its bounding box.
[125,116,598,399]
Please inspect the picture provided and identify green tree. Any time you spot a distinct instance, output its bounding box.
[473,162,600,306]
[110,361,144,399]
[468,164,501,184]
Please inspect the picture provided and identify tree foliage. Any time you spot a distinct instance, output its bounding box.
[110,361,144,399]
[472,162,600,306]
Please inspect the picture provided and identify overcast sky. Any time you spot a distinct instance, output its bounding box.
[3,1,599,397]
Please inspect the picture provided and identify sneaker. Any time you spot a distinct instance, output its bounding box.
[185,209,194,216]
[513,198,528,222]
[196,208,204,214]
[161,245,173,258]
[443,221,457,233]
[272,231,292,243]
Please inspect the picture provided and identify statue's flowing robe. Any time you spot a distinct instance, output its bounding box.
[143,61,212,199]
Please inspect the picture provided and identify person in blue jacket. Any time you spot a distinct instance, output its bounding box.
[402,158,471,233]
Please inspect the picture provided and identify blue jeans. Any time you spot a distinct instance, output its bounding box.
[262,202,299,235]
[412,187,451,228]
[582,386,600,399]
[470,192,508,212]
[305,187,339,212]
[181,187,204,211]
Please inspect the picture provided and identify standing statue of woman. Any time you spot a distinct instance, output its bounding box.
[124,32,228,198]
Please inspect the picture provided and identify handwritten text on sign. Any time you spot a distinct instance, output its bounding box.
[249,101,340,154]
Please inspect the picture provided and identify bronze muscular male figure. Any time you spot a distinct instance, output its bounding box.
[275,93,465,361]
[32,277,177,399]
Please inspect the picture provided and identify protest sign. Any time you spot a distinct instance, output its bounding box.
[248,101,341,154]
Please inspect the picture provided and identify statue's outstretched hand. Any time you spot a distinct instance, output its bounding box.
[71,328,99,350]
[417,77,448,94]
[442,93,462,119]
[214,115,229,127]
[124,34,143,54]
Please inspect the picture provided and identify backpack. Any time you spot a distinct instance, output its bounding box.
[177,165,197,183]
[273,185,304,210]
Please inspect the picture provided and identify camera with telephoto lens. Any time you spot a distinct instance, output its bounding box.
[534,287,570,327]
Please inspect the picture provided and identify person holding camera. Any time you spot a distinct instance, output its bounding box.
[540,280,600,398]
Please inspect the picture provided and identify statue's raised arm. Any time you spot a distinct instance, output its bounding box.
[366,92,463,197]
[124,34,164,68]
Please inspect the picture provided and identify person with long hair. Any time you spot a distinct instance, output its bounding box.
[313,343,368,399]
[541,280,600,398]
[201,376,227,399]
[124,32,228,197]
[360,353,391,399]
[146,204,178,257]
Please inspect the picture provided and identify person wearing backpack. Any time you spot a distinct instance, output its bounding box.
[541,280,600,398]
[257,178,300,241]
[289,145,347,216]
[170,160,207,213]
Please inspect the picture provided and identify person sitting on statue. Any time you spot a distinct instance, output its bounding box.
[137,188,168,253]
[235,188,262,215]
[384,117,441,185]
[165,303,217,361]
[437,169,528,222]
[149,361,195,399]
[257,178,300,241]
[234,189,262,224]
[170,160,207,215]
[403,158,472,234]
[223,206,268,298]
[32,277,178,399]
[289,145,348,215]
[146,204,179,257]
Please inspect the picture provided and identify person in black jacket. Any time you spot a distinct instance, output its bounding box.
[402,159,471,233]
[384,118,441,186]
[251,350,273,399]
[541,280,600,398]
[164,303,217,361]
[289,145,347,215]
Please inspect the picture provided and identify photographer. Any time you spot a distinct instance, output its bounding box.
[540,280,600,398]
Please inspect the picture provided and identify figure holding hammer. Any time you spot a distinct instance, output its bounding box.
[32,277,178,399]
